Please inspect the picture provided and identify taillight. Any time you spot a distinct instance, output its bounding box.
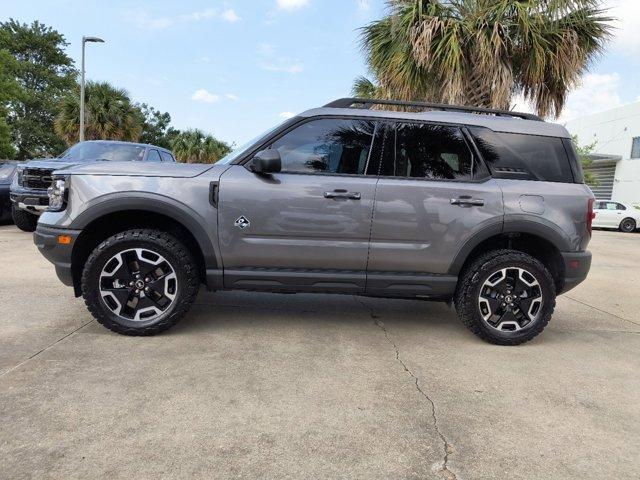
[587,198,595,236]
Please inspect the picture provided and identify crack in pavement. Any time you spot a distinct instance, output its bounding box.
[354,296,457,480]
[565,295,640,327]
[0,319,94,379]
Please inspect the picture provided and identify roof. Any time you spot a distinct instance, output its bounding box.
[81,140,172,152]
[299,98,570,138]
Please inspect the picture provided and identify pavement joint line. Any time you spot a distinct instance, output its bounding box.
[564,295,640,327]
[0,319,95,379]
[353,296,458,480]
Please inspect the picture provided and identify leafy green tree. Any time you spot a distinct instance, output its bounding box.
[171,129,231,164]
[356,1,612,118]
[0,50,20,158]
[0,19,76,159]
[55,81,143,144]
[572,135,598,188]
[137,103,180,149]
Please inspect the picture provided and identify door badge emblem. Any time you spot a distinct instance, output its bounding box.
[234,215,251,229]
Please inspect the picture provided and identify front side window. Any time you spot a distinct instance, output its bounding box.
[631,137,640,159]
[383,123,472,180]
[269,118,376,175]
[160,151,175,162]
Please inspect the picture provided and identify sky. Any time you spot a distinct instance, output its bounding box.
[2,0,640,146]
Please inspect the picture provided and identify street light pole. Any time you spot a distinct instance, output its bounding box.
[79,36,105,142]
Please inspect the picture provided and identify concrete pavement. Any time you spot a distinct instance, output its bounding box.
[0,226,638,479]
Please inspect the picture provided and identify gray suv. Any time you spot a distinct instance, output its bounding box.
[33,98,594,345]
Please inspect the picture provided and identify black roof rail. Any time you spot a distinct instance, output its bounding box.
[323,97,543,122]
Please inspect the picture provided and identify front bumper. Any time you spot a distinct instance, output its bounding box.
[33,224,82,288]
[560,250,592,293]
[10,186,49,215]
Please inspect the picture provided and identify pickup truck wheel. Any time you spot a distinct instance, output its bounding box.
[454,249,556,346]
[12,205,38,232]
[81,229,199,336]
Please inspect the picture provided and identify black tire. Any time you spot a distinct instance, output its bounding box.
[619,218,636,233]
[454,249,556,346]
[81,229,200,336]
[11,205,38,232]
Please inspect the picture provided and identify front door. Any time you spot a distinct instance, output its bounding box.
[366,121,504,297]
[218,117,382,293]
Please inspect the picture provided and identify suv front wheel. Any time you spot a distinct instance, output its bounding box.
[454,249,556,346]
[81,229,200,335]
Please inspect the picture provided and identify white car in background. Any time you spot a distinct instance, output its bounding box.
[593,201,640,233]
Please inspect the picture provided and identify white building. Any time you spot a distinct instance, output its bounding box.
[564,102,640,205]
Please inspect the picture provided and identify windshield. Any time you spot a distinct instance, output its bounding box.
[216,119,294,165]
[58,142,146,162]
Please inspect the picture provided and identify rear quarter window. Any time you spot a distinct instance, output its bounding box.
[469,127,575,183]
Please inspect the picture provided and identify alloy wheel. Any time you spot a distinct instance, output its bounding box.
[99,248,178,322]
[478,267,543,332]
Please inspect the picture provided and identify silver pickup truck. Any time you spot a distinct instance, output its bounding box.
[33,98,593,345]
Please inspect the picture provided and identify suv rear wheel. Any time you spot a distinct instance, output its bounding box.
[81,229,199,335]
[12,205,38,232]
[454,249,556,346]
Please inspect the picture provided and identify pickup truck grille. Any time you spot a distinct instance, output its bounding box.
[22,168,54,190]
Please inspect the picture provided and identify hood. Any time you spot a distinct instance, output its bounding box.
[57,161,216,178]
[19,158,79,170]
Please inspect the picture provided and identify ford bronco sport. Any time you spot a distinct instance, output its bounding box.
[11,140,176,232]
[33,98,593,345]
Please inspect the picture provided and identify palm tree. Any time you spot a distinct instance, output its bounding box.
[54,81,143,143]
[356,0,612,118]
[171,129,231,164]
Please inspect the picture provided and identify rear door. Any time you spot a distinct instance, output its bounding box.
[217,117,382,293]
[366,121,503,297]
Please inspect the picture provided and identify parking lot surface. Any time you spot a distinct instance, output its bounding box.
[1,226,638,479]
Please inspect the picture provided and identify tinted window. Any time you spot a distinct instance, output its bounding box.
[270,118,375,175]
[146,149,162,162]
[384,123,472,180]
[631,137,640,159]
[470,128,574,183]
[615,203,626,210]
[160,151,175,162]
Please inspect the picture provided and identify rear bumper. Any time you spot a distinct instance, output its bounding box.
[33,225,82,287]
[560,250,592,293]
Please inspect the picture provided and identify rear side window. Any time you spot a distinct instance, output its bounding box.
[382,123,473,180]
[160,151,175,162]
[469,127,574,183]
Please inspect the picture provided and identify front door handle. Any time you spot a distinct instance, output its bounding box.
[451,196,484,207]
[324,190,361,200]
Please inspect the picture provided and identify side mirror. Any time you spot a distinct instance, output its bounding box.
[250,149,281,174]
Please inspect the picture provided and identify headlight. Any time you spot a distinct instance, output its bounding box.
[47,176,69,212]
[12,167,23,187]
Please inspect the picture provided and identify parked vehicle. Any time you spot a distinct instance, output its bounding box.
[10,140,176,232]
[33,98,593,345]
[592,200,640,233]
[0,161,18,222]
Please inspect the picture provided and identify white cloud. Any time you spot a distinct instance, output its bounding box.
[221,8,241,22]
[277,0,310,11]
[356,0,370,11]
[279,112,295,119]
[604,0,640,56]
[199,56,211,63]
[182,9,216,21]
[191,89,220,103]
[258,43,276,56]
[226,93,239,101]
[559,73,622,122]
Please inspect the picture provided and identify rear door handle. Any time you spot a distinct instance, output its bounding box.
[324,190,361,200]
[451,196,484,207]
